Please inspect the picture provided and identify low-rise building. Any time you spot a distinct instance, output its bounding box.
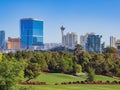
[7,37,20,50]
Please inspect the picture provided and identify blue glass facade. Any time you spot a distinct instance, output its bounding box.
[86,34,103,53]
[20,18,43,49]
[0,31,5,50]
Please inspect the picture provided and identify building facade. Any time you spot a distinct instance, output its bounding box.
[60,26,78,49]
[80,33,89,50]
[64,32,78,49]
[20,18,43,50]
[7,37,20,50]
[80,32,95,50]
[0,30,5,50]
[43,43,61,51]
[110,36,116,47]
[115,39,120,52]
[85,34,104,53]
[66,32,78,49]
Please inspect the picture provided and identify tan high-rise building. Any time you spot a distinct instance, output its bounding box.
[7,37,20,50]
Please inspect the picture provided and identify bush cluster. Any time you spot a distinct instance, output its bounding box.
[18,82,46,85]
[57,80,120,85]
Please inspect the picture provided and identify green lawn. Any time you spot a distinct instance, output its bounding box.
[29,73,86,84]
[21,73,120,90]
[95,75,120,82]
[20,85,120,90]
[28,73,119,85]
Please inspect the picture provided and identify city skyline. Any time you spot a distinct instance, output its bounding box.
[0,0,120,45]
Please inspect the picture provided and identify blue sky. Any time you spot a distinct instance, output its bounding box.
[0,0,120,45]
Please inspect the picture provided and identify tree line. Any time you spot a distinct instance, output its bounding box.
[0,44,120,89]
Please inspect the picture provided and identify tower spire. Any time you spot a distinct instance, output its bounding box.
[60,26,65,45]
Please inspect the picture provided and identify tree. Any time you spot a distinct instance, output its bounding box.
[59,57,73,73]
[74,44,83,56]
[22,50,33,61]
[6,52,15,58]
[78,51,91,72]
[31,52,48,71]
[87,67,95,82]
[24,62,41,81]
[104,46,118,53]
[15,51,23,60]
[44,52,52,65]
[74,64,82,73]
[102,53,114,75]
[0,56,24,90]
[0,53,2,62]
[90,53,105,74]
[48,58,57,71]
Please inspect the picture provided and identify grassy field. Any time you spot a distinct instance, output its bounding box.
[20,85,120,90]
[28,73,119,84]
[29,73,86,84]
[21,73,120,90]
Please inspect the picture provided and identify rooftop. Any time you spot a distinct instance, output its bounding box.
[20,18,43,21]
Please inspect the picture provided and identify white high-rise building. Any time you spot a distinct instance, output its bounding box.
[64,32,78,49]
[60,26,78,49]
[110,36,116,47]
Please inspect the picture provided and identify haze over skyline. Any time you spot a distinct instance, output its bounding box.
[0,0,120,45]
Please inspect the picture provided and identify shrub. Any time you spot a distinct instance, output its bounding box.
[112,81,118,84]
[106,80,110,84]
[96,81,102,84]
[87,67,95,82]
[118,81,120,84]
[81,81,85,84]
[76,81,80,84]
[55,83,59,85]
[68,82,72,84]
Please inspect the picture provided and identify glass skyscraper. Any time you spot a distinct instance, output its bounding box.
[0,30,5,50]
[85,34,103,53]
[20,18,43,49]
